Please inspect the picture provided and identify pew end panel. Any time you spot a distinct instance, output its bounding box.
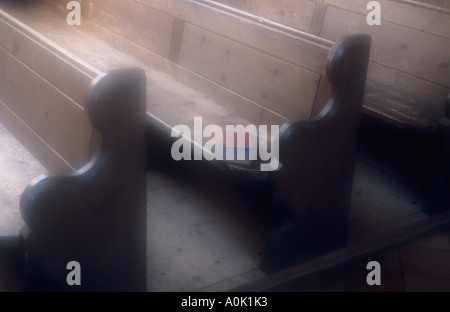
[19,68,148,291]
[262,34,372,272]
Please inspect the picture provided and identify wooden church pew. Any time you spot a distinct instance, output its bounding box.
[0,0,371,272]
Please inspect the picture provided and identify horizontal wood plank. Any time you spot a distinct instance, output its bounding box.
[0,99,73,175]
[6,0,447,132]
[211,0,316,32]
[0,47,93,170]
[364,79,444,128]
[44,0,70,9]
[179,23,320,120]
[367,62,449,107]
[2,1,264,132]
[0,9,96,107]
[321,6,450,88]
[88,0,175,59]
[131,0,332,73]
[323,0,450,39]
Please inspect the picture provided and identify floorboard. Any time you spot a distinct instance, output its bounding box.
[1,120,449,291]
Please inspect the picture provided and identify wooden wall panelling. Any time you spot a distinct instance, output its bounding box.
[415,0,446,6]
[391,0,450,11]
[132,0,332,74]
[0,4,104,172]
[320,5,450,126]
[322,0,450,39]
[45,0,70,9]
[45,0,91,19]
[31,0,264,128]
[368,62,450,110]
[178,23,321,120]
[87,0,175,59]
[74,6,264,126]
[85,0,332,123]
[321,6,449,88]
[0,100,73,174]
[210,0,316,32]
[34,0,450,129]
[0,10,95,107]
[380,1,450,38]
[0,48,93,171]
[188,0,450,40]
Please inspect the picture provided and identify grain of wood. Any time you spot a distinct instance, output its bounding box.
[130,0,333,72]
[0,100,74,174]
[179,24,320,120]
[0,47,93,170]
[321,6,450,87]
[212,0,316,32]
[323,0,450,38]
[88,0,175,59]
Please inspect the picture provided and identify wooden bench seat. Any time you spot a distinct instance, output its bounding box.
[364,80,446,129]
[0,0,372,271]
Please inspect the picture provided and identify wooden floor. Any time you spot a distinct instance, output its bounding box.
[1,120,450,292]
[145,155,450,292]
[0,123,47,237]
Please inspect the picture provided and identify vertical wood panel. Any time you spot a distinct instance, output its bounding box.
[168,17,185,63]
[309,2,328,35]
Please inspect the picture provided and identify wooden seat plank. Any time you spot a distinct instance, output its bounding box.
[364,80,445,129]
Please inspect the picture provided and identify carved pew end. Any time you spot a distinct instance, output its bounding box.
[261,34,372,273]
[18,68,148,291]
